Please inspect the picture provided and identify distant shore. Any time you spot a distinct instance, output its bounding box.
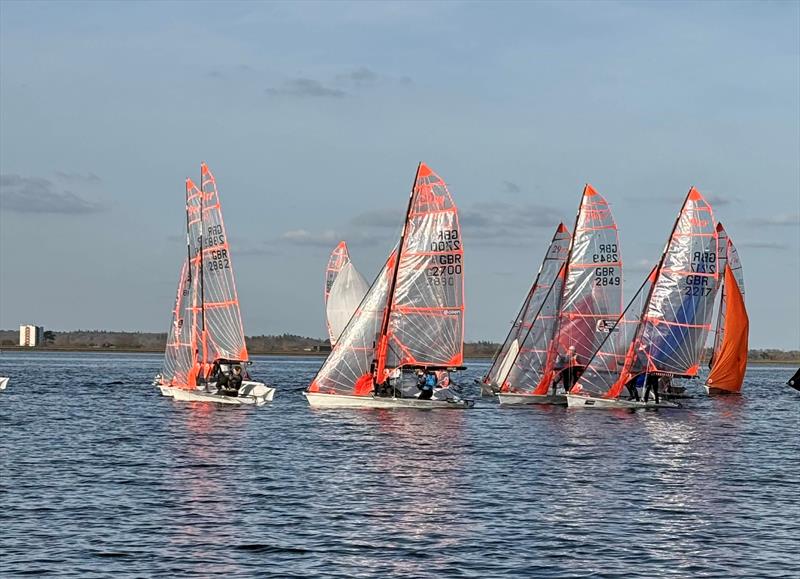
[1,345,797,365]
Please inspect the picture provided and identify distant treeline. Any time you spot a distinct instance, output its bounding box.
[0,330,500,357]
[0,330,797,361]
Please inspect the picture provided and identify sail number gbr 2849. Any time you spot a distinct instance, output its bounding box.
[427,229,462,286]
[593,244,620,286]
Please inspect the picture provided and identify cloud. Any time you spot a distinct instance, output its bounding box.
[280,229,346,247]
[54,171,102,184]
[336,66,379,85]
[0,174,104,214]
[266,78,346,98]
[349,208,401,229]
[743,213,800,227]
[279,227,392,249]
[206,64,256,80]
[625,192,738,207]
[460,201,562,243]
[625,258,656,274]
[704,194,737,207]
[738,241,789,250]
[236,244,278,257]
[501,180,521,194]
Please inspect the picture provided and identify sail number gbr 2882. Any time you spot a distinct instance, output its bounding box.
[427,230,462,286]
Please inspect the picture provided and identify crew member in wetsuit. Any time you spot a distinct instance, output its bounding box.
[418,370,436,400]
[553,346,584,393]
[643,373,660,404]
[624,373,642,401]
[219,365,243,396]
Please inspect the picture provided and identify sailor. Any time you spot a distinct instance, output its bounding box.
[219,365,242,396]
[624,373,642,401]
[388,367,402,396]
[216,364,230,390]
[417,370,436,400]
[554,346,583,393]
[643,373,661,404]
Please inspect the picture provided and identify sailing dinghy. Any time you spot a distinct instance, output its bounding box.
[0,377,8,390]
[704,223,749,395]
[498,185,624,406]
[324,241,369,346]
[567,187,719,409]
[481,223,571,397]
[157,164,275,405]
[304,162,472,409]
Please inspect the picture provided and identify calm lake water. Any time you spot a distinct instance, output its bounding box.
[0,352,798,577]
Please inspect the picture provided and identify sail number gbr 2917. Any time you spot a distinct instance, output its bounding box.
[684,251,716,296]
[427,230,462,286]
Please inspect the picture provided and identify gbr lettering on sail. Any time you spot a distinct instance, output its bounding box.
[427,229,462,286]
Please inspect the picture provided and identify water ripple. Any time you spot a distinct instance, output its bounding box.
[0,352,798,577]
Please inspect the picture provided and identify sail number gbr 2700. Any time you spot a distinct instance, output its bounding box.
[427,230,462,286]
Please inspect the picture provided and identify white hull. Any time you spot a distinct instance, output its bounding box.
[497,392,566,406]
[169,381,275,406]
[0,377,9,390]
[566,394,680,409]
[304,391,473,409]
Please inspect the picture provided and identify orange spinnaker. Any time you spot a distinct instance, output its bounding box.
[706,267,749,392]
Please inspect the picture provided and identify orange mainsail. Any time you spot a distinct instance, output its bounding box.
[706,262,749,392]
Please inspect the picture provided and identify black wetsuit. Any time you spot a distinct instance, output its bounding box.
[625,376,641,401]
[218,372,242,396]
[643,374,660,404]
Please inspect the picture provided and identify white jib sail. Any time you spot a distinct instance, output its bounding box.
[326,261,370,345]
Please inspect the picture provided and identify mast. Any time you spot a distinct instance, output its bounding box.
[374,162,422,378]
[199,165,207,375]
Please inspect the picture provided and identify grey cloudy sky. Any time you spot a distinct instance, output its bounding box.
[1,1,798,348]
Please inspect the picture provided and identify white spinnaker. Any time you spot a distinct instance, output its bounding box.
[326,261,369,346]
[495,339,520,387]
[310,254,394,395]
